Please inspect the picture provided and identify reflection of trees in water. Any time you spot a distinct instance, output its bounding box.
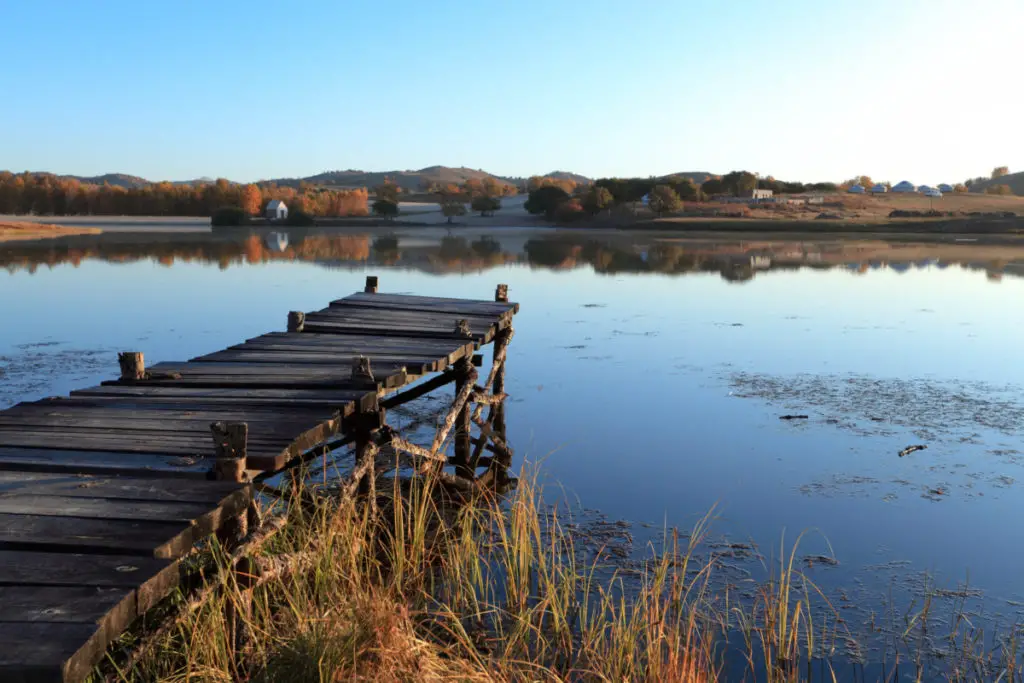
[425,236,516,272]
[523,238,1024,283]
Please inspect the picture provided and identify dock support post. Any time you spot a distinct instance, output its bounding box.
[118,352,145,380]
[365,275,379,293]
[493,284,511,450]
[353,395,382,513]
[452,357,475,479]
[287,311,305,332]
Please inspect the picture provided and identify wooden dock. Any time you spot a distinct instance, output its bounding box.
[0,278,518,682]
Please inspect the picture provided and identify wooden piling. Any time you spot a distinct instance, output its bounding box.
[454,319,472,338]
[495,283,509,303]
[287,310,305,332]
[118,351,145,380]
[352,395,382,509]
[364,275,379,293]
[452,357,474,479]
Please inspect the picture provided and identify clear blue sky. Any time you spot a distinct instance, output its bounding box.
[2,0,1021,184]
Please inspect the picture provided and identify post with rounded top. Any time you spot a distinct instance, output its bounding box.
[118,352,145,381]
[495,283,509,303]
[287,311,305,333]
[365,275,379,293]
[211,421,248,483]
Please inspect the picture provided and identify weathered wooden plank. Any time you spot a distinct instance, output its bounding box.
[185,353,436,374]
[103,372,409,390]
[249,331,476,354]
[0,550,176,593]
[0,621,101,683]
[0,513,196,558]
[0,427,292,449]
[0,495,221,524]
[334,291,519,315]
[303,318,492,343]
[0,447,212,478]
[15,397,350,417]
[315,305,502,327]
[0,414,333,434]
[0,472,239,503]
[0,585,133,624]
[70,385,371,409]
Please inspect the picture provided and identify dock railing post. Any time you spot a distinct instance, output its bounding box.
[365,275,379,293]
[118,351,145,380]
[287,311,305,333]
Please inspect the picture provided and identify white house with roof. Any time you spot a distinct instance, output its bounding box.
[847,184,866,194]
[891,181,916,193]
[265,200,288,221]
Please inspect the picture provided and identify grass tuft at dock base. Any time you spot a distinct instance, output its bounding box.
[96,461,1024,683]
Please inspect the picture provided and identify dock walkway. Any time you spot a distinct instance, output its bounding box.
[0,282,518,682]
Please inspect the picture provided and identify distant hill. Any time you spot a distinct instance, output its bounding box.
[969,172,1024,196]
[543,170,592,185]
[275,166,515,192]
[663,171,716,185]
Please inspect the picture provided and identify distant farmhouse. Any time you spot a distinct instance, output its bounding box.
[847,184,866,194]
[871,183,888,193]
[266,200,288,221]
[747,188,773,201]
[891,181,916,193]
[937,183,954,193]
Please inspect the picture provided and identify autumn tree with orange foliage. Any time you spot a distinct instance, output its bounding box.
[527,175,577,195]
[241,184,262,215]
[0,171,368,218]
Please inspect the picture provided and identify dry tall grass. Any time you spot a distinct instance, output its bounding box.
[97,462,1024,682]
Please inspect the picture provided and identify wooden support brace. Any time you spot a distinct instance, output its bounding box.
[211,421,248,483]
[454,318,472,338]
[118,351,145,381]
[417,362,478,472]
[365,275,379,293]
[381,369,459,410]
[287,310,305,332]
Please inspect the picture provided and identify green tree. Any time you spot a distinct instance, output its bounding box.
[647,185,683,216]
[470,195,500,217]
[372,199,399,219]
[374,179,401,203]
[525,186,571,218]
[581,186,614,215]
[992,166,1010,179]
[701,178,726,196]
[721,171,757,196]
[441,199,467,223]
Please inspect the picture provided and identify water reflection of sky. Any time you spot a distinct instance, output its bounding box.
[3,231,1024,667]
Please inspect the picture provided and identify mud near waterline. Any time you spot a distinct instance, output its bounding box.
[0,342,115,408]
[729,372,1024,441]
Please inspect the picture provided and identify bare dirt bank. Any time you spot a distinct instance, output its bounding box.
[0,221,101,242]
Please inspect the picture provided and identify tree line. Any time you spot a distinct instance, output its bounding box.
[0,172,368,217]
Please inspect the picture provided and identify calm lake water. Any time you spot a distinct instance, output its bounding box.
[3,227,1024,674]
